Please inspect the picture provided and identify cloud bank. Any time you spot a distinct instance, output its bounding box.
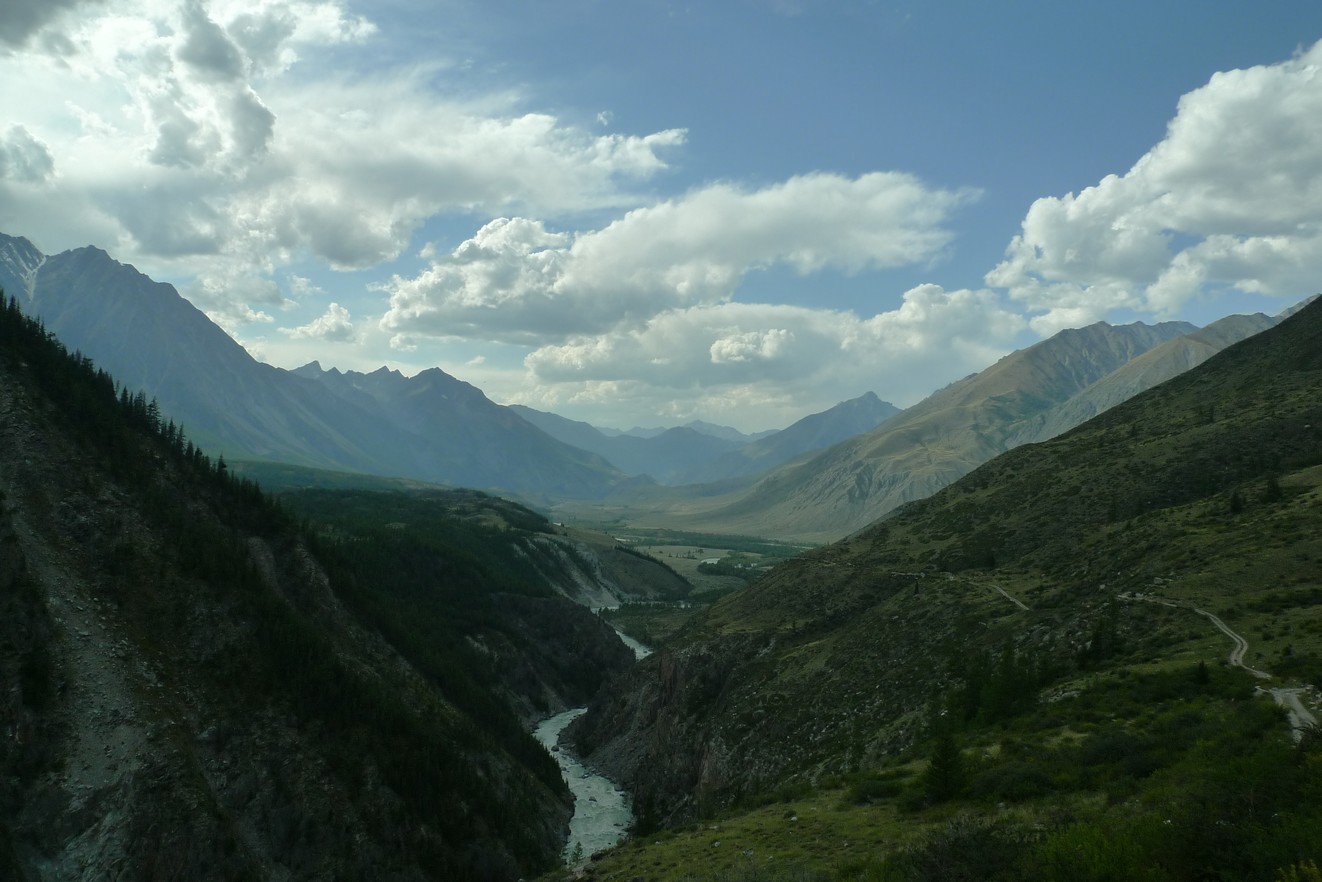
[380,172,978,344]
[0,0,684,306]
[5,3,1321,430]
[284,301,355,341]
[989,39,1322,333]
[495,285,1024,427]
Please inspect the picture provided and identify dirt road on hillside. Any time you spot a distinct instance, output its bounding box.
[1119,592,1318,741]
[1191,606,1272,679]
[1267,687,1319,741]
[990,583,1029,611]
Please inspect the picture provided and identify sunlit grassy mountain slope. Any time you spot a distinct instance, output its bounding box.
[566,297,1322,880]
[567,320,1202,541]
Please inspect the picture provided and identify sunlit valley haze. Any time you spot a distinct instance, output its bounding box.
[4,1,1322,432]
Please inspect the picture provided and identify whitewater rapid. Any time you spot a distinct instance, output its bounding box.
[534,709,632,863]
[533,625,651,864]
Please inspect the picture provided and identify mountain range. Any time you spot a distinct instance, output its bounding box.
[0,234,646,499]
[0,233,900,504]
[512,392,899,485]
[0,231,1296,542]
[572,311,1288,541]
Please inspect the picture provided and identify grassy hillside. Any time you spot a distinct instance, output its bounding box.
[562,299,1322,880]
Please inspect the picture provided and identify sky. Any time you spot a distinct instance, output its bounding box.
[2,1,1322,432]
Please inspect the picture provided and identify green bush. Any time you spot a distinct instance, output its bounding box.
[970,761,1054,803]
[846,774,906,805]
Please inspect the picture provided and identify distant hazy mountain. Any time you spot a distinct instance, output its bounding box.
[508,406,621,453]
[0,235,412,473]
[677,392,900,484]
[508,406,734,483]
[508,406,743,484]
[513,395,896,486]
[0,233,628,500]
[588,320,1206,541]
[606,421,776,442]
[1004,312,1280,447]
[681,420,778,443]
[291,363,627,497]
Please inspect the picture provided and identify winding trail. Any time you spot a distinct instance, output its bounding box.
[990,583,1029,611]
[1119,592,1317,741]
[1190,606,1272,679]
[1269,687,1319,738]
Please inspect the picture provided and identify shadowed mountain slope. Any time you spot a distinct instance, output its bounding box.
[0,293,645,880]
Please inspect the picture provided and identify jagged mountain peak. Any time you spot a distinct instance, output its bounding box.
[2,231,628,500]
[62,243,113,260]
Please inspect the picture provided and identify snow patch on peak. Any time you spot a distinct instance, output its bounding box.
[0,234,46,301]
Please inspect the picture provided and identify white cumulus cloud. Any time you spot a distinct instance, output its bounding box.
[988,38,1322,333]
[523,285,1024,414]
[709,328,794,365]
[283,301,355,341]
[0,126,55,183]
[381,172,978,345]
[0,0,684,325]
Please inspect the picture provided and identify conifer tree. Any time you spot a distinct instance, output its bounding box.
[923,728,966,803]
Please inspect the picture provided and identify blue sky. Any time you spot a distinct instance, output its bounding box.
[2,1,1321,431]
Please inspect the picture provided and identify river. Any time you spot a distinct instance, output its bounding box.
[613,627,653,661]
[533,625,650,865]
[533,708,632,864]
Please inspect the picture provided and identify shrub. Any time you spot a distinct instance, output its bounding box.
[971,761,1054,803]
